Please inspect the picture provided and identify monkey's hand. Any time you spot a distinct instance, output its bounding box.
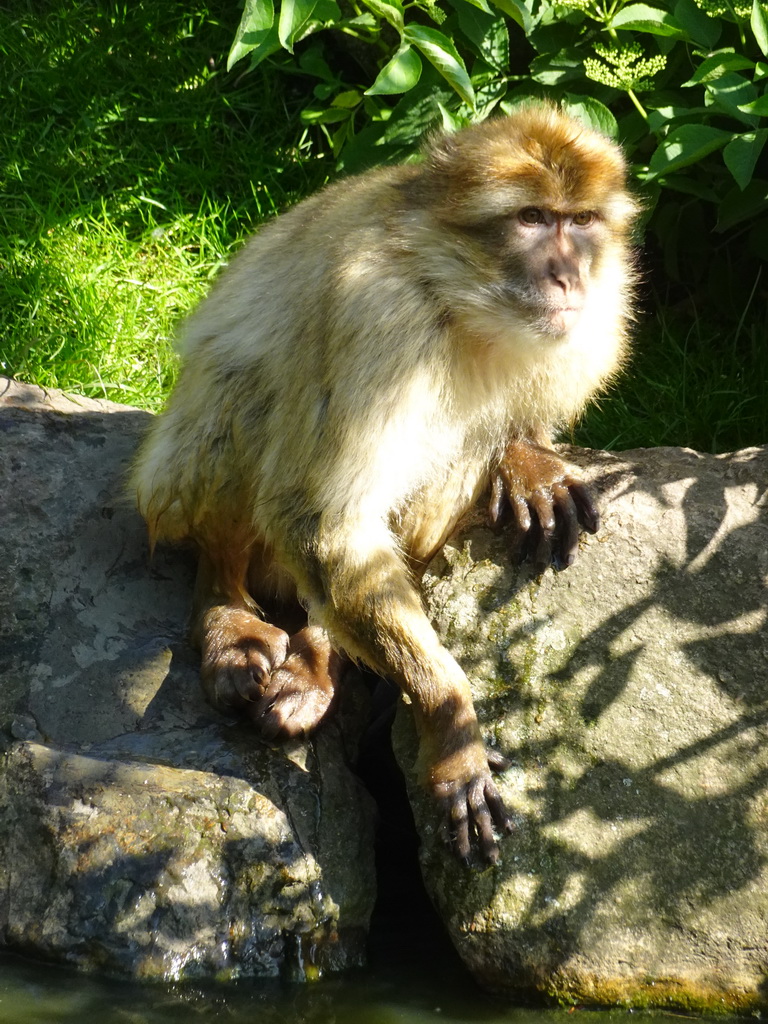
[488,438,599,570]
[426,726,513,866]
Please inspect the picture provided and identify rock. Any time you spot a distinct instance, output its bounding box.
[394,444,768,1013]
[6,375,768,1006]
[0,377,376,981]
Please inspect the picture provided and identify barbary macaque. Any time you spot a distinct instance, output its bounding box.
[132,104,638,864]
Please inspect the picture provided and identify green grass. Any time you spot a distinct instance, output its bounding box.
[575,297,768,453]
[0,0,329,408]
[1,0,765,448]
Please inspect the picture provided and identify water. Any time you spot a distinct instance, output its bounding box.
[0,947,707,1024]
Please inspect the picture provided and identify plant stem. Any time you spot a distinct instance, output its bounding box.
[627,87,649,119]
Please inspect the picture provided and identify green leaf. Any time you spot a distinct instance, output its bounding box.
[366,45,423,95]
[403,25,476,107]
[452,3,510,70]
[752,0,768,57]
[299,44,335,81]
[738,93,768,113]
[332,89,362,108]
[648,123,732,177]
[529,18,582,54]
[724,129,768,189]
[499,84,546,114]
[716,178,768,230]
[278,0,319,51]
[300,106,353,124]
[472,76,508,118]
[360,0,405,32]
[653,174,720,200]
[340,67,454,173]
[330,117,355,158]
[705,72,759,124]
[647,104,709,134]
[489,0,530,30]
[561,94,619,138]
[610,3,685,36]
[436,101,467,131]
[530,50,583,86]
[682,51,755,86]
[313,0,342,20]
[227,0,275,69]
[674,0,721,46]
[459,0,494,13]
[246,25,282,70]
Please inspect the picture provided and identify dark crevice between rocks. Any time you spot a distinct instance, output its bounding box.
[354,678,475,992]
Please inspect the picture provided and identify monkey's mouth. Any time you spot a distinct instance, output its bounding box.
[494,283,584,336]
[546,306,583,333]
[524,301,584,337]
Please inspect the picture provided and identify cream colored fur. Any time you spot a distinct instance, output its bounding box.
[131,106,637,804]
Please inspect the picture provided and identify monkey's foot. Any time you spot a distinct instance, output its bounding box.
[489,438,599,571]
[199,606,290,711]
[249,625,344,739]
[433,748,514,866]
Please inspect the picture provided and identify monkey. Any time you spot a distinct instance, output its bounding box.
[132,103,638,865]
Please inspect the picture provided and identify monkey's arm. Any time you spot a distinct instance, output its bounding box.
[296,525,513,864]
[488,438,600,571]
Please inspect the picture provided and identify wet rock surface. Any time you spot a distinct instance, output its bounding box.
[394,444,768,1012]
[0,377,376,981]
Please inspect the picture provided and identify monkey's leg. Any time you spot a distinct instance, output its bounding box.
[488,437,599,571]
[191,550,291,712]
[193,551,343,737]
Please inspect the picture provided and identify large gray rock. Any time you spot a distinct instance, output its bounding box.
[5,376,768,1008]
[395,444,768,1013]
[0,377,376,981]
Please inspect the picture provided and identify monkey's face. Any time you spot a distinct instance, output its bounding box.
[494,204,603,337]
[410,106,638,342]
[438,202,610,340]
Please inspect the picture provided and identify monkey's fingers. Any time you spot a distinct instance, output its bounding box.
[552,483,580,570]
[566,478,600,534]
[251,661,335,739]
[487,473,507,530]
[487,747,511,772]
[516,513,541,565]
[202,641,273,711]
[446,790,472,864]
[250,628,339,739]
[483,777,515,840]
[200,611,291,713]
[438,774,513,866]
[506,492,534,563]
[468,778,497,863]
[528,488,557,570]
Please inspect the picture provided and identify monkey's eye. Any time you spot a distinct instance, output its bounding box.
[572,210,595,226]
[519,207,545,225]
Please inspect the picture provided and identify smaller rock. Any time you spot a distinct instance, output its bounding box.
[0,736,371,981]
[0,378,376,980]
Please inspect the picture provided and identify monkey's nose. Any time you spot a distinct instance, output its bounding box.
[548,260,579,296]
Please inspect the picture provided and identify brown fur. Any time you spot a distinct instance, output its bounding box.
[132,104,638,863]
